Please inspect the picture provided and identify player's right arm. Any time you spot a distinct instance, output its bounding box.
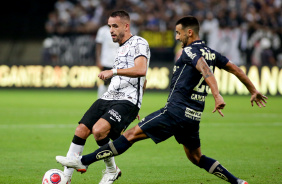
[222,61,268,107]
[98,56,147,80]
[195,57,225,117]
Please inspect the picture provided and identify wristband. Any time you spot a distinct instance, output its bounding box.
[112,69,117,76]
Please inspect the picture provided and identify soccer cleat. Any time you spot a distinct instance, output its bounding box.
[66,178,71,184]
[56,154,88,173]
[99,166,122,184]
[237,179,248,184]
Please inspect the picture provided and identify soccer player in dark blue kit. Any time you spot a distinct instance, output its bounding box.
[57,16,268,184]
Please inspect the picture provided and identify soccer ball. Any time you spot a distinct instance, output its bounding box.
[42,169,68,184]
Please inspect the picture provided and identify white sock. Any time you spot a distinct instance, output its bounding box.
[104,156,117,172]
[100,141,116,172]
[64,143,84,179]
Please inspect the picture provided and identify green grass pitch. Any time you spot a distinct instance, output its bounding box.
[0,89,281,184]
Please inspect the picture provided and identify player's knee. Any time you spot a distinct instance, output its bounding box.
[92,127,109,141]
[123,127,136,141]
[75,124,90,139]
[123,125,146,143]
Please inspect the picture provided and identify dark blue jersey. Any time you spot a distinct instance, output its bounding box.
[165,40,229,121]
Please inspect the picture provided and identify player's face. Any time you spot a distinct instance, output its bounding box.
[108,16,126,44]
[175,24,189,48]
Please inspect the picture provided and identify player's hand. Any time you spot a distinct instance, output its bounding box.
[136,114,140,120]
[250,90,268,108]
[98,70,113,80]
[212,94,225,117]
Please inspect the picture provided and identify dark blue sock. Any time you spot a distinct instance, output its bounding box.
[96,137,110,147]
[199,155,238,184]
[81,135,132,165]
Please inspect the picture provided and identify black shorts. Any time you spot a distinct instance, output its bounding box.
[138,107,200,150]
[79,99,139,140]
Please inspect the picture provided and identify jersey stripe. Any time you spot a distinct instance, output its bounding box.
[167,64,186,102]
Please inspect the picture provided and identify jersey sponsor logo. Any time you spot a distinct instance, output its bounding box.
[103,90,125,99]
[108,109,121,122]
[191,93,206,102]
[200,48,216,61]
[184,47,197,59]
[96,150,113,159]
[185,107,202,121]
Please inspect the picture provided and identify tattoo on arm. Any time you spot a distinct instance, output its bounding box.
[198,57,213,78]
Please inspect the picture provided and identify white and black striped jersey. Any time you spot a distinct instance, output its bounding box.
[101,35,150,108]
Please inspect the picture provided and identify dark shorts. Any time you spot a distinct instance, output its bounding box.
[138,107,200,150]
[80,99,139,140]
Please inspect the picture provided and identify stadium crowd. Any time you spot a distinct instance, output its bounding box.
[44,0,282,66]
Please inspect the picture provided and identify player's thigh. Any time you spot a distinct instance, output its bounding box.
[101,100,139,140]
[138,108,177,144]
[174,121,201,151]
[79,99,109,131]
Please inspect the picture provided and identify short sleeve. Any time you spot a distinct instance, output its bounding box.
[183,46,202,67]
[215,52,229,69]
[133,38,150,60]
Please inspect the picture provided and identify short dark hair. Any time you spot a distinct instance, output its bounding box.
[176,16,200,35]
[110,10,130,21]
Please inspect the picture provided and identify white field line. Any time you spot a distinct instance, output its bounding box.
[0,124,76,129]
[201,122,282,127]
[0,122,281,129]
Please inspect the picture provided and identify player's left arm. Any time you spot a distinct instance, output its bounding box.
[222,61,268,107]
[196,57,225,117]
[98,56,147,80]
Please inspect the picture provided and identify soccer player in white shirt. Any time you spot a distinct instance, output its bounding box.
[58,10,150,184]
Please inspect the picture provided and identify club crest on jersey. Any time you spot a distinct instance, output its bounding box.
[173,66,180,74]
[119,45,130,56]
[184,47,197,59]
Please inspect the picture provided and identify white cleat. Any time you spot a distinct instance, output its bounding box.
[237,179,248,184]
[99,166,122,184]
[66,178,71,184]
[56,154,87,173]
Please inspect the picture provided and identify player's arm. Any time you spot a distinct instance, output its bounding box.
[222,61,267,107]
[195,57,225,117]
[98,56,147,80]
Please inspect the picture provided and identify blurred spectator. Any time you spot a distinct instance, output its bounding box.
[260,37,276,66]
[201,11,219,45]
[43,0,282,66]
